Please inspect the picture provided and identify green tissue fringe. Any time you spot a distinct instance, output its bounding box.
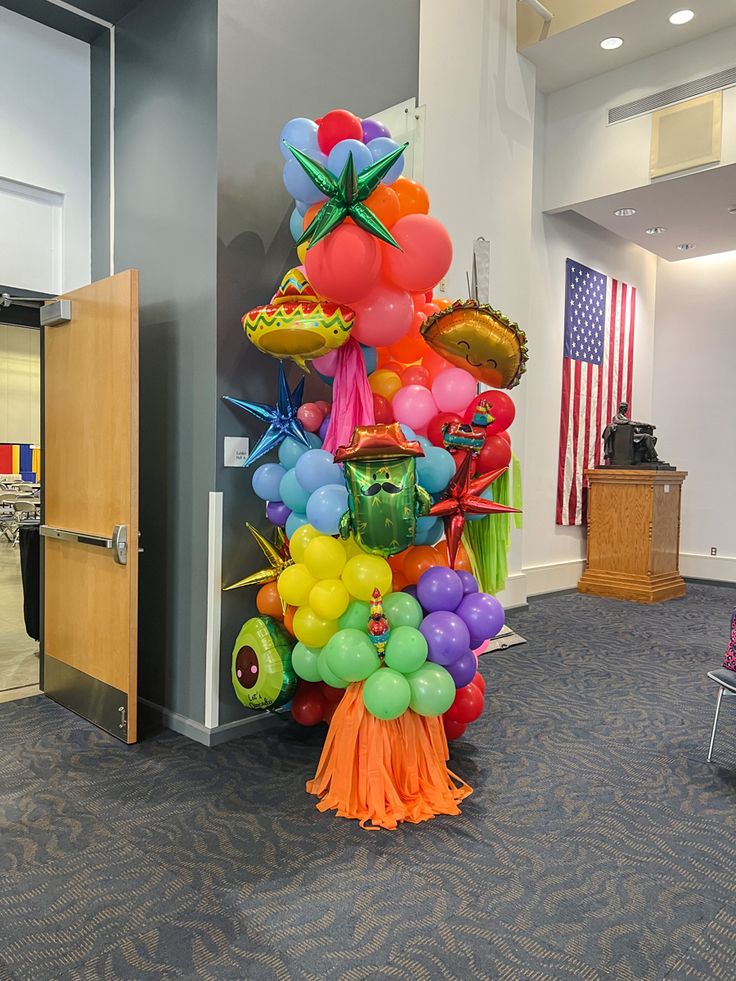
[462,454,523,595]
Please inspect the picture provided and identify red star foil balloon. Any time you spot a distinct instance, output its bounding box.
[429,453,520,568]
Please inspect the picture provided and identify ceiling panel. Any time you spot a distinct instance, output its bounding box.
[0,0,144,43]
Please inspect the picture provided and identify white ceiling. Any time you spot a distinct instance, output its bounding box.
[524,0,736,93]
[571,164,736,261]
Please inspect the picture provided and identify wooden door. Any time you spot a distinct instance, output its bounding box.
[41,270,139,743]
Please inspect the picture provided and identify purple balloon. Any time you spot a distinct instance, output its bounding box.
[318,414,331,441]
[416,566,464,613]
[420,611,470,666]
[403,584,418,600]
[361,118,391,143]
[446,649,478,688]
[266,500,291,527]
[456,592,504,649]
[457,570,479,596]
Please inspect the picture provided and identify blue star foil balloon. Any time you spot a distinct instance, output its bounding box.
[223,362,309,467]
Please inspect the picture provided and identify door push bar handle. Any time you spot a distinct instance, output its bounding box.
[40,524,128,565]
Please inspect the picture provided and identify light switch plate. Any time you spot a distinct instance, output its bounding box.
[224,436,250,467]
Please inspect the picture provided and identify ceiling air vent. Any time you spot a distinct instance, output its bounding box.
[608,66,736,124]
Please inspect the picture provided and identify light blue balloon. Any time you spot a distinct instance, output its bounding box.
[416,436,433,454]
[414,516,444,546]
[285,511,309,538]
[289,208,304,242]
[361,344,378,375]
[327,138,373,178]
[295,449,343,494]
[283,156,328,205]
[279,116,319,160]
[366,137,404,184]
[295,199,310,216]
[417,446,456,494]
[306,484,349,535]
[279,468,310,513]
[251,463,286,502]
[400,425,417,441]
[278,432,321,469]
[467,485,494,522]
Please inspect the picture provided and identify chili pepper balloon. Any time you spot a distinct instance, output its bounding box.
[334,423,431,558]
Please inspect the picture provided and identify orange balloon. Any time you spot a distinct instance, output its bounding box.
[376,347,392,367]
[435,540,473,573]
[256,581,283,619]
[422,347,453,381]
[363,185,400,228]
[393,177,430,217]
[389,332,425,365]
[388,551,407,572]
[302,203,323,231]
[392,571,408,592]
[402,545,444,584]
[434,298,452,310]
[283,605,297,637]
[368,369,402,401]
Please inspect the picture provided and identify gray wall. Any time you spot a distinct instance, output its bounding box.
[216,0,421,725]
[111,0,218,723]
[90,30,110,282]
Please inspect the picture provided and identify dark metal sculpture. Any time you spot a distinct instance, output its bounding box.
[600,402,675,470]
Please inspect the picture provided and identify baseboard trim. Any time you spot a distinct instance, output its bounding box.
[138,697,281,747]
[680,552,736,584]
[524,558,585,597]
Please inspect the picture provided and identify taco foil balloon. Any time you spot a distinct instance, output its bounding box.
[421,299,528,389]
[243,267,354,368]
[335,424,431,558]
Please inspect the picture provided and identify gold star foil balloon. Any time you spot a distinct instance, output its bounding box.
[224,524,293,597]
[420,299,529,390]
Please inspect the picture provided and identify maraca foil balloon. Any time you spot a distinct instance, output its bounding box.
[243,267,354,368]
[420,299,528,390]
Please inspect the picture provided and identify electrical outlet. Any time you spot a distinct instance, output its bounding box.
[438,278,448,294]
[710,547,717,556]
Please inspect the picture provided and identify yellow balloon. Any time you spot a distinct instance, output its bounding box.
[341,554,393,602]
[293,606,338,648]
[289,523,320,564]
[277,563,316,607]
[368,369,402,401]
[296,240,309,264]
[309,578,350,621]
[343,535,364,558]
[303,535,347,580]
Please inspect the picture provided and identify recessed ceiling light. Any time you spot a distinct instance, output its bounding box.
[676,243,695,251]
[669,10,694,26]
[645,227,666,235]
[614,207,636,217]
[600,36,624,50]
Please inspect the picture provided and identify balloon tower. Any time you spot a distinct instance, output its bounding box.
[225,108,528,829]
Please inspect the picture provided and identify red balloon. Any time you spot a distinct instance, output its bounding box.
[304,224,381,304]
[320,682,345,704]
[351,280,414,346]
[476,434,512,474]
[315,400,332,415]
[472,671,486,694]
[445,682,484,725]
[498,430,511,445]
[427,411,461,447]
[296,403,325,433]
[443,717,467,741]
[372,393,394,424]
[317,109,363,154]
[401,364,431,388]
[382,215,453,293]
[291,687,325,726]
[463,391,516,435]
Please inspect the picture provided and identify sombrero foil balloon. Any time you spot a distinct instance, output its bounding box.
[243,267,355,368]
[420,299,528,389]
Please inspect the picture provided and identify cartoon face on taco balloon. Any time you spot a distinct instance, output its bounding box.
[335,424,431,558]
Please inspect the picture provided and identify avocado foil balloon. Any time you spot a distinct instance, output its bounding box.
[231,615,296,710]
[243,267,354,368]
[334,423,431,558]
[420,299,528,389]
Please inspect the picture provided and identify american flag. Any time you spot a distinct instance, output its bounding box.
[556,258,636,525]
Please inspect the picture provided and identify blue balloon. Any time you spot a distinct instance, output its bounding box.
[285,511,309,538]
[251,463,286,502]
[417,446,456,494]
[279,468,310,513]
[366,137,404,184]
[327,138,373,178]
[306,484,349,536]
[295,449,343,494]
[283,156,328,205]
[278,432,321,469]
[295,199,310,216]
[416,436,433,454]
[279,117,319,161]
[289,208,304,242]
[400,424,417,441]
[361,344,378,375]
[414,516,444,546]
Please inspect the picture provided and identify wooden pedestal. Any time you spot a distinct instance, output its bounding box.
[578,469,687,603]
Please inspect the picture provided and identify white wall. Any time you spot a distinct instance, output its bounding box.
[652,251,736,584]
[0,325,40,444]
[0,8,91,292]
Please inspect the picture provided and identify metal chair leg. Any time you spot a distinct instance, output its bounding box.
[708,688,724,762]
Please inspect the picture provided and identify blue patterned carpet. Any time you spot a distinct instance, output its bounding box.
[2,584,736,981]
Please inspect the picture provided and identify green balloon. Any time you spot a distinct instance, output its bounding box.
[383,592,423,630]
[317,647,348,689]
[339,600,370,631]
[362,667,411,721]
[384,625,428,675]
[407,663,456,717]
[324,628,380,683]
[291,641,322,683]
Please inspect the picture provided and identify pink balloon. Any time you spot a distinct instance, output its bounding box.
[351,281,413,347]
[304,224,381,304]
[392,385,438,430]
[431,367,478,413]
[312,350,339,376]
[382,215,453,293]
[297,403,325,432]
